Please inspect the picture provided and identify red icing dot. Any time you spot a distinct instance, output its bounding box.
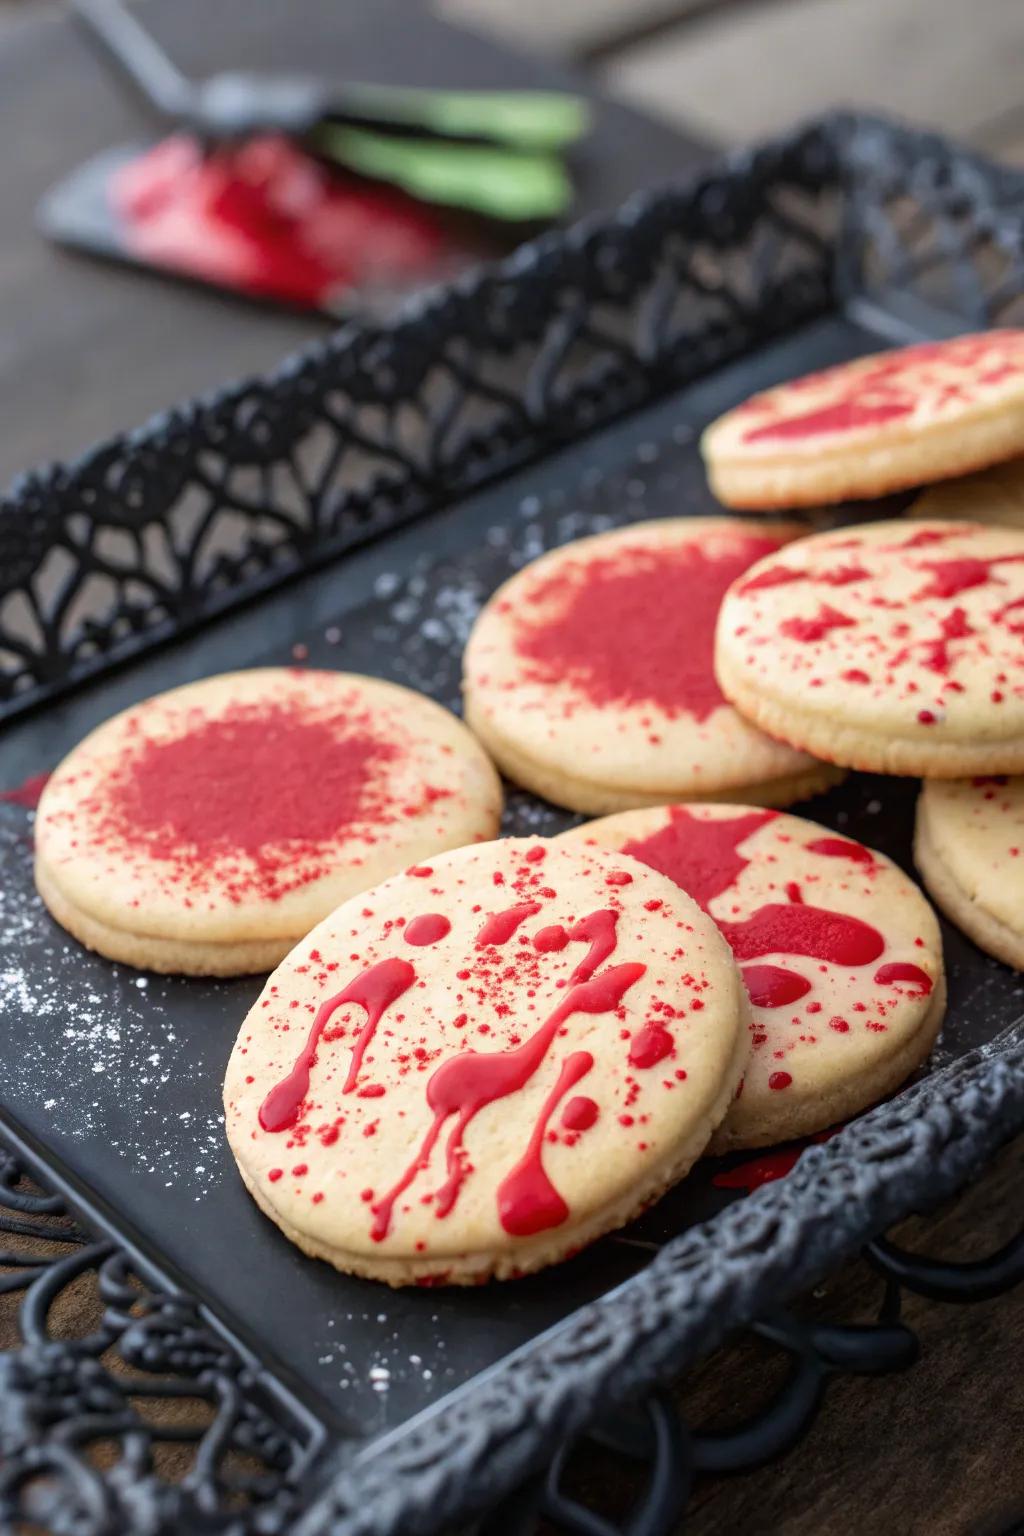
[806,836,874,864]
[917,709,938,725]
[267,1168,283,1182]
[873,962,933,995]
[524,845,547,863]
[605,870,633,886]
[561,1095,599,1132]
[779,604,856,643]
[628,1022,674,1068]
[533,924,569,953]
[768,1071,793,1090]
[741,964,811,1008]
[404,913,451,946]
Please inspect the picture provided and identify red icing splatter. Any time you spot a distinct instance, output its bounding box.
[874,962,933,996]
[513,533,785,720]
[259,957,415,1131]
[621,806,775,911]
[533,924,569,953]
[913,553,1024,601]
[779,604,856,643]
[768,1071,793,1090]
[404,914,451,947]
[497,1051,594,1237]
[93,698,406,904]
[744,398,913,442]
[806,837,875,864]
[738,334,1024,444]
[370,912,645,1241]
[628,1022,674,1068]
[740,964,812,1008]
[0,772,50,809]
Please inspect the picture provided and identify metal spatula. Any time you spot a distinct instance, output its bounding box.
[71,0,589,150]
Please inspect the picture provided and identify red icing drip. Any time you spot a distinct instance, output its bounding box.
[476,902,542,946]
[497,1051,594,1237]
[98,699,403,903]
[513,533,785,720]
[404,914,451,947]
[561,1095,599,1132]
[721,904,884,966]
[779,604,856,642]
[873,962,933,995]
[0,772,50,809]
[738,564,804,594]
[259,957,415,1131]
[740,964,812,1008]
[806,837,875,864]
[111,134,449,310]
[628,1022,674,1068]
[621,806,775,911]
[370,913,645,1241]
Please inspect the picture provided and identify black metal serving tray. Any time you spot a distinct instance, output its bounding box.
[2,113,1024,1536]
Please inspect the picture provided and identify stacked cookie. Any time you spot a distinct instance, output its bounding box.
[32,328,1024,1287]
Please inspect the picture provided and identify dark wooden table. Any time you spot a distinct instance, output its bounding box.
[0,3,1021,1533]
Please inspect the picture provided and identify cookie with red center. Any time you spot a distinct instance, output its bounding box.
[35,669,502,976]
[702,331,1024,510]
[916,775,1024,967]
[909,454,1024,529]
[715,518,1024,777]
[223,837,748,1285]
[558,805,945,1152]
[462,518,841,814]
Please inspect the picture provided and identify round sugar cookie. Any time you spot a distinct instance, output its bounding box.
[909,454,1024,529]
[223,837,749,1285]
[558,805,945,1152]
[715,518,1024,777]
[35,668,502,976]
[462,518,841,815]
[702,331,1024,510]
[916,775,1024,967]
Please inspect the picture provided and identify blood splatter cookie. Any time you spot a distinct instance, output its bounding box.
[910,454,1024,529]
[223,837,748,1284]
[702,331,1024,509]
[916,776,1024,968]
[35,669,502,976]
[462,519,841,814]
[558,805,945,1152]
[716,519,1024,777]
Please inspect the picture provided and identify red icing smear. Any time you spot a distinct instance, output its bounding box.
[259,958,415,1131]
[621,806,775,911]
[0,772,50,809]
[111,134,450,309]
[738,334,1024,444]
[370,911,646,1241]
[404,914,451,947]
[779,604,856,642]
[477,902,541,946]
[738,563,869,595]
[740,964,812,1008]
[513,533,785,720]
[628,1022,675,1068]
[721,904,884,966]
[97,698,405,903]
[874,962,933,995]
[712,1130,835,1191]
[806,837,875,864]
[914,552,1024,600]
[497,1051,594,1236]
